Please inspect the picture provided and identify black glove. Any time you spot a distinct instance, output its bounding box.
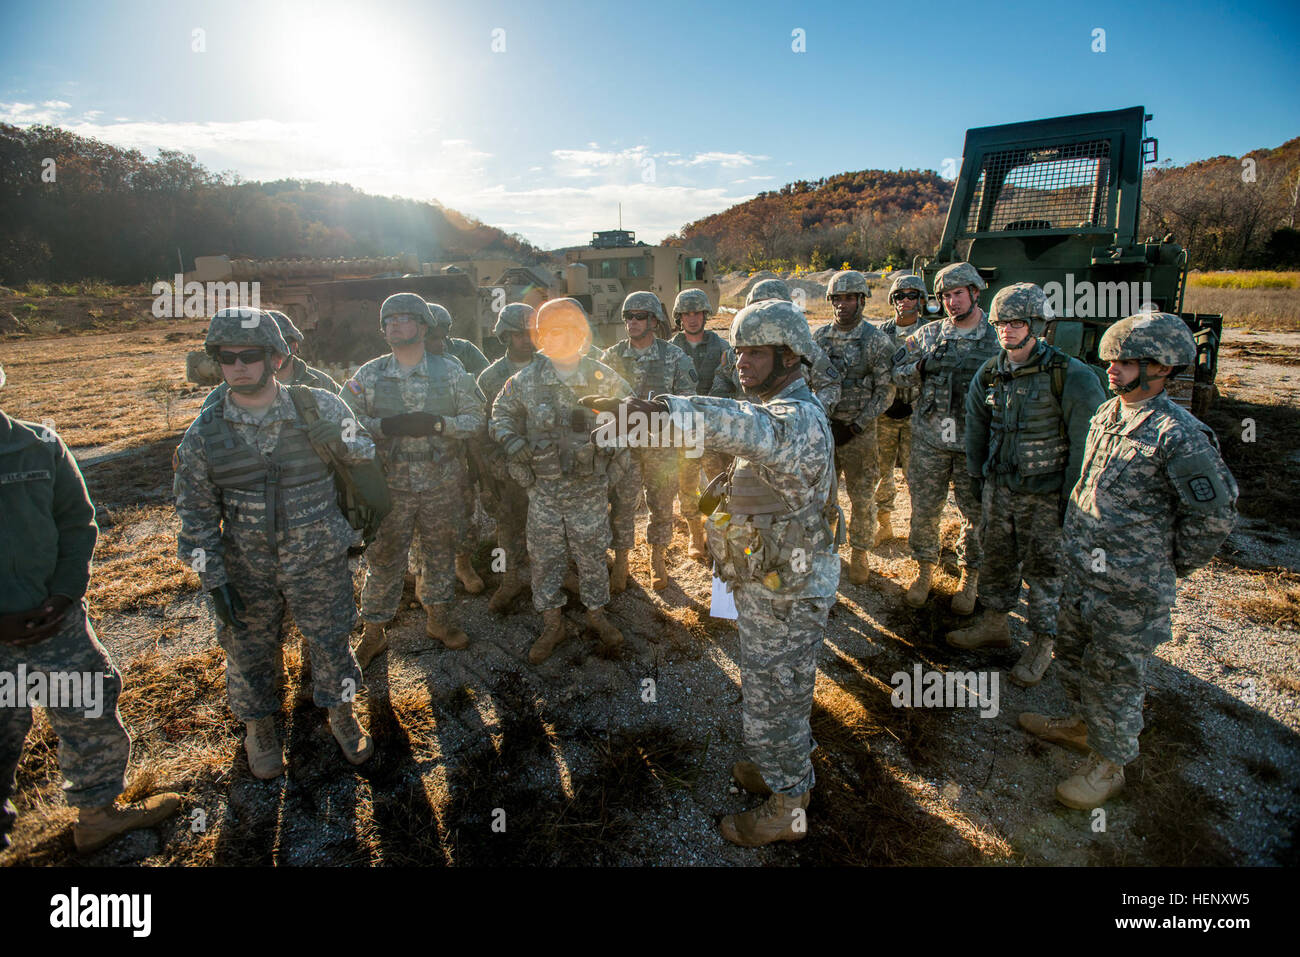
[830,421,855,446]
[503,436,531,463]
[884,396,913,419]
[307,418,343,445]
[381,413,443,437]
[210,583,247,630]
[579,394,622,414]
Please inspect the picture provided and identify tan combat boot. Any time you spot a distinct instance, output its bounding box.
[719,791,811,847]
[426,603,469,650]
[488,566,525,614]
[650,544,669,590]
[74,793,182,854]
[904,561,935,608]
[873,509,894,547]
[609,549,630,594]
[1018,713,1090,754]
[455,552,485,594]
[244,715,284,780]
[1010,633,1055,687]
[687,517,708,561]
[529,608,567,664]
[328,702,374,766]
[945,609,1011,650]
[354,621,388,670]
[585,606,624,651]
[731,761,773,797]
[1056,752,1125,810]
[951,567,980,615]
[849,548,872,585]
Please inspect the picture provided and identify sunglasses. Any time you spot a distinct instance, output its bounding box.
[892,291,922,301]
[217,348,268,366]
[624,312,654,322]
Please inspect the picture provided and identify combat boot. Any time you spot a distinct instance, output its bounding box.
[1056,752,1125,810]
[74,793,181,854]
[609,549,630,594]
[650,544,669,590]
[426,604,469,650]
[687,517,708,561]
[904,561,935,608]
[585,606,624,651]
[244,715,284,780]
[849,548,872,585]
[945,609,1011,650]
[1010,632,1055,687]
[328,702,374,766]
[951,567,980,615]
[529,608,567,664]
[731,760,773,796]
[455,553,485,594]
[873,509,894,547]
[489,566,525,614]
[354,621,388,670]
[1018,713,1090,754]
[719,791,811,847]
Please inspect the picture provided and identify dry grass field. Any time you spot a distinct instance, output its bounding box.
[1,292,1297,867]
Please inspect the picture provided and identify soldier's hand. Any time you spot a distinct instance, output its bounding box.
[884,396,912,419]
[380,414,419,437]
[579,395,622,414]
[503,436,531,463]
[405,412,443,436]
[830,421,855,446]
[626,396,668,417]
[308,418,343,445]
[210,584,247,630]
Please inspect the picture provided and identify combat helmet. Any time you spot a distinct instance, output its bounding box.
[1099,312,1198,393]
[745,278,792,306]
[825,269,869,299]
[493,302,535,342]
[621,291,665,322]
[425,302,455,335]
[672,288,713,329]
[888,272,927,301]
[989,282,1052,348]
[730,299,816,361]
[933,261,987,294]
[204,308,290,394]
[378,293,433,335]
[267,309,304,349]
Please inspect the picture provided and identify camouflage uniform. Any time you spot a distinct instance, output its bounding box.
[661,300,839,800]
[876,292,929,512]
[893,315,1000,568]
[200,354,340,411]
[670,327,732,502]
[1,411,128,825]
[813,316,895,550]
[490,355,631,610]
[1057,316,1236,766]
[479,354,535,571]
[341,351,485,620]
[174,384,374,716]
[601,337,697,546]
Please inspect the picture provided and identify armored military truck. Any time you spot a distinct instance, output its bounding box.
[915,106,1220,415]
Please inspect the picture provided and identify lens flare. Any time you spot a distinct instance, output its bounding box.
[533,299,592,363]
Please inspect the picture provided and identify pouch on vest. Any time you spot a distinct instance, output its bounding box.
[288,386,392,547]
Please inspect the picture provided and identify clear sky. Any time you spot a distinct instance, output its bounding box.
[2,0,1298,249]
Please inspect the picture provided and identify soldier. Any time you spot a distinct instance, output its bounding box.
[601,291,698,591]
[814,270,895,585]
[874,273,930,544]
[174,309,375,778]
[425,301,490,595]
[593,299,839,846]
[200,308,339,409]
[1020,313,1236,809]
[892,262,1000,611]
[342,294,486,664]
[669,288,730,560]
[948,284,1106,688]
[0,364,180,854]
[490,298,630,663]
[477,303,537,613]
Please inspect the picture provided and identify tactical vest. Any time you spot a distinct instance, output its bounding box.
[818,323,875,421]
[523,362,611,482]
[372,354,459,466]
[609,340,671,398]
[980,345,1071,481]
[882,319,922,404]
[708,381,836,591]
[671,332,725,395]
[919,324,1000,448]
[197,405,334,553]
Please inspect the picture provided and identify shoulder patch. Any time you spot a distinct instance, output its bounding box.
[1168,445,1233,510]
[892,346,908,364]
[345,378,363,396]
[172,447,180,472]
[688,368,698,382]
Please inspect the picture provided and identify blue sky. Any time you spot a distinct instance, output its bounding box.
[2,0,1297,248]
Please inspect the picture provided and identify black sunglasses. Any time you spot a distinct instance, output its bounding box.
[624,312,654,322]
[217,348,268,366]
[892,291,922,301]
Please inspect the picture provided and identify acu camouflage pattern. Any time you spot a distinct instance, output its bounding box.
[493,302,535,340]
[0,603,129,815]
[745,278,792,306]
[200,355,340,411]
[989,282,1050,324]
[490,355,632,610]
[621,290,665,322]
[1099,312,1199,367]
[659,376,838,796]
[1057,391,1237,765]
[267,309,305,346]
[205,308,290,356]
[478,356,537,570]
[378,292,434,331]
[670,328,733,504]
[977,485,1064,633]
[887,273,928,299]
[825,269,869,297]
[672,288,712,317]
[933,261,987,293]
[173,385,374,715]
[875,312,929,511]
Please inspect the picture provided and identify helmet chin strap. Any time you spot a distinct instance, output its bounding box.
[947,286,979,323]
[1004,329,1034,351]
[755,348,796,395]
[229,355,281,395]
[1113,358,1151,395]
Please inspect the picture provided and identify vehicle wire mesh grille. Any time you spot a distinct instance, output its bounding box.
[964,139,1113,233]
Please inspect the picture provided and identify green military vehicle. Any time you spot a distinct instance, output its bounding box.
[915,106,1220,416]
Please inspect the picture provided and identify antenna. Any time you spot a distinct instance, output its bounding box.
[618,203,622,230]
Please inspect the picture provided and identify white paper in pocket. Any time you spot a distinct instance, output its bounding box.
[710,573,738,620]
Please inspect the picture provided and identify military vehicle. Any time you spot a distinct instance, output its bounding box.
[915,106,1220,415]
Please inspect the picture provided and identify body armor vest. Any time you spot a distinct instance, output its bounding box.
[609,340,671,398]
[198,405,334,553]
[982,345,1071,481]
[671,331,725,395]
[882,318,922,404]
[372,354,459,465]
[919,324,1000,448]
[818,322,875,421]
[524,361,611,481]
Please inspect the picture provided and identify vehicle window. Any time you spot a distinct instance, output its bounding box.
[599,260,617,279]
[964,139,1113,233]
[626,258,646,278]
